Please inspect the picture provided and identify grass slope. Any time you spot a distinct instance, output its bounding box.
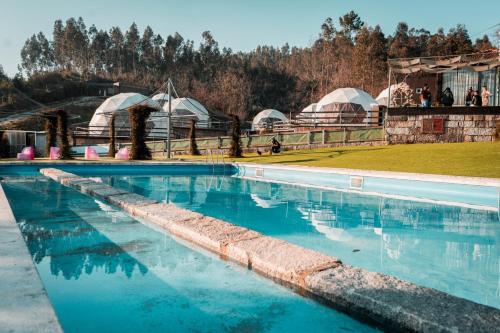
[179,141,500,178]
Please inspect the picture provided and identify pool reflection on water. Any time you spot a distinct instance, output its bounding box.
[2,177,375,333]
[103,175,500,309]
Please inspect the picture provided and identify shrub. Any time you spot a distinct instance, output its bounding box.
[189,119,201,156]
[229,114,243,157]
[42,110,57,156]
[56,109,72,159]
[108,113,116,157]
[0,130,9,158]
[128,105,153,160]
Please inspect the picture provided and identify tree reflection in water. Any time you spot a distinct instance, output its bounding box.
[4,178,148,280]
[103,174,500,308]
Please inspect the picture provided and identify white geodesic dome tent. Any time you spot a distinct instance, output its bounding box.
[315,88,379,125]
[376,84,398,107]
[252,109,289,130]
[163,97,210,128]
[88,93,163,136]
[302,103,317,113]
[297,103,318,124]
[376,82,412,107]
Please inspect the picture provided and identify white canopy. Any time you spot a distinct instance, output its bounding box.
[317,88,378,112]
[252,109,288,130]
[89,93,162,136]
[162,97,210,128]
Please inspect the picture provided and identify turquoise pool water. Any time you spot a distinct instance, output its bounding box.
[103,174,500,309]
[1,176,375,333]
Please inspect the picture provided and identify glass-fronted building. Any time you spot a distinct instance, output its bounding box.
[442,68,499,106]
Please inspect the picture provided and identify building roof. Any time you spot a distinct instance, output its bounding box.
[388,51,500,74]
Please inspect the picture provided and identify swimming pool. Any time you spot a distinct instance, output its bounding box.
[101,174,500,309]
[1,176,375,333]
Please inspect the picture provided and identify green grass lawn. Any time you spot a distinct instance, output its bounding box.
[179,141,500,178]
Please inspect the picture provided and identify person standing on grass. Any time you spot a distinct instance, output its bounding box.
[481,86,491,106]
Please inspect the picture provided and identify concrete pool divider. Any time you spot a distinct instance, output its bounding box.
[40,168,500,333]
[0,182,63,333]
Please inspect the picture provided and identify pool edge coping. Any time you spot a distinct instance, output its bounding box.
[237,174,500,212]
[0,183,63,333]
[234,163,500,211]
[1,160,498,186]
[233,162,500,187]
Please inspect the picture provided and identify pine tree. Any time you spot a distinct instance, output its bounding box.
[109,26,125,76]
[126,23,140,74]
[389,22,411,58]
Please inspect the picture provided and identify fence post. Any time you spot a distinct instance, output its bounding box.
[218,136,222,149]
[322,130,326,145]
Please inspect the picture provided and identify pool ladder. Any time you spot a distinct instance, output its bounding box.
[205,149,226,175]
[205,149,226,191]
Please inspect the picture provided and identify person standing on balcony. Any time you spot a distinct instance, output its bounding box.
[472,90,482,106]
[465,87,473,106]
[440,87,454,106]
[420,84,431,107]
[481,86,491,106]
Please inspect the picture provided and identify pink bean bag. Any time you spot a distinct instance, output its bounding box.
[17,147,35,160]
[115,147,129,160]
[85,146,100,160]
[49,147,60,160]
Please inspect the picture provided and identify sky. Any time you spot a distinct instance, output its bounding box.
[1,0,499,76]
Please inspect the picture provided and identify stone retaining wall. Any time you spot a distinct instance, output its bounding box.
[385,114,500,144]
[40,167,500,332]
